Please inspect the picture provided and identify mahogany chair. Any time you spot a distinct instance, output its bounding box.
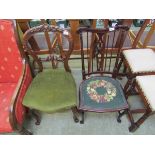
[116,20,155,94]
[0,20,32,134]
[22,24,79,133]
[128,75,155,132]
[77,26,135,129]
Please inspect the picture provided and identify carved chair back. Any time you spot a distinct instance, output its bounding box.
[23,24,73,74]
[77,26,129,80]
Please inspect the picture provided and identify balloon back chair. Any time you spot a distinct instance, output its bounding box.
[22,24,79,134]
[77,26,135,130]
[0,20,32,134]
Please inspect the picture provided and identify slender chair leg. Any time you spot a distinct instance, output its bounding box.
[126,79,138,99]
[126,109,139,132]
[124,75,133,94]
[113,56,124,79]
[129,112,150,132]
[31,109,41,125]
[123,65,127,74]
[71,107,79,123]
[80,111,85,124]
[117,110,126,123]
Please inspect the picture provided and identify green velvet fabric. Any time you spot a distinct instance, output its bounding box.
[79,76,128,112]
[23,69,77,113]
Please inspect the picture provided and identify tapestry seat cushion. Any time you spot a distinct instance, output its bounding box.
[123,48,155,73]
[79,76,128,112]
[136,75,155,111]
[23,69,77,113]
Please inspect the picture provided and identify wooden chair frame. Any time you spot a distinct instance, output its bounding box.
[116,20,155,94]
[23,24,79,125]
[77,26,135,128]
[126,79,154,132]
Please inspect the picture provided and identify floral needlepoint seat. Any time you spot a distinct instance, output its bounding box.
[79,76,128,112]
[77,26,135,127]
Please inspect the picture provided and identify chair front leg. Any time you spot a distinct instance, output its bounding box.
[117,110,127,123]
[80,111,85,124]
[129,112,151,132]
[31,109,41,125]
[71,107,79,123]
[125,108,140,132]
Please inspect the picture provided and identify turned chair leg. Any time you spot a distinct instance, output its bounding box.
[31,109,41,125]
[80,111,85,124]
[124,76,134,94]
[71,107,79,123]
[126,109,140,132]
[113,56,124,79]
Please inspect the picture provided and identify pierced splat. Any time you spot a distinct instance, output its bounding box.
[77,26,129,80]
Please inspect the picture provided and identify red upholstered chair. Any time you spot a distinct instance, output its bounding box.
[0,20,32,134]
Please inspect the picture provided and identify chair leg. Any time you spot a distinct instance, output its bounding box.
[80,111,85,124]
[129,112,150,132]
[71,107,79,123]
[123,65,127,74]
[117,110,127,123]
[125,109,139,132]
[113,56,124,78]
[124,75,134,94]
[19,127,33,135]
[31,109,41,125]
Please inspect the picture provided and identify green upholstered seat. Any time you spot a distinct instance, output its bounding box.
[23,69,77,113]
[79,76,128,112]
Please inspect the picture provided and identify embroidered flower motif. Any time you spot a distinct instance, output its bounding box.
[87,79,116,103]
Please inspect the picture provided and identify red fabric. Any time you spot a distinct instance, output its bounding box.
[0,20,22,83]
[0,20,32,133]
[15,64,32,125]
[0,83,17,132]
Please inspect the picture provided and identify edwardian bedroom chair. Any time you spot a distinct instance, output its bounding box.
[0,20,32,134]
[77,26,135,130]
